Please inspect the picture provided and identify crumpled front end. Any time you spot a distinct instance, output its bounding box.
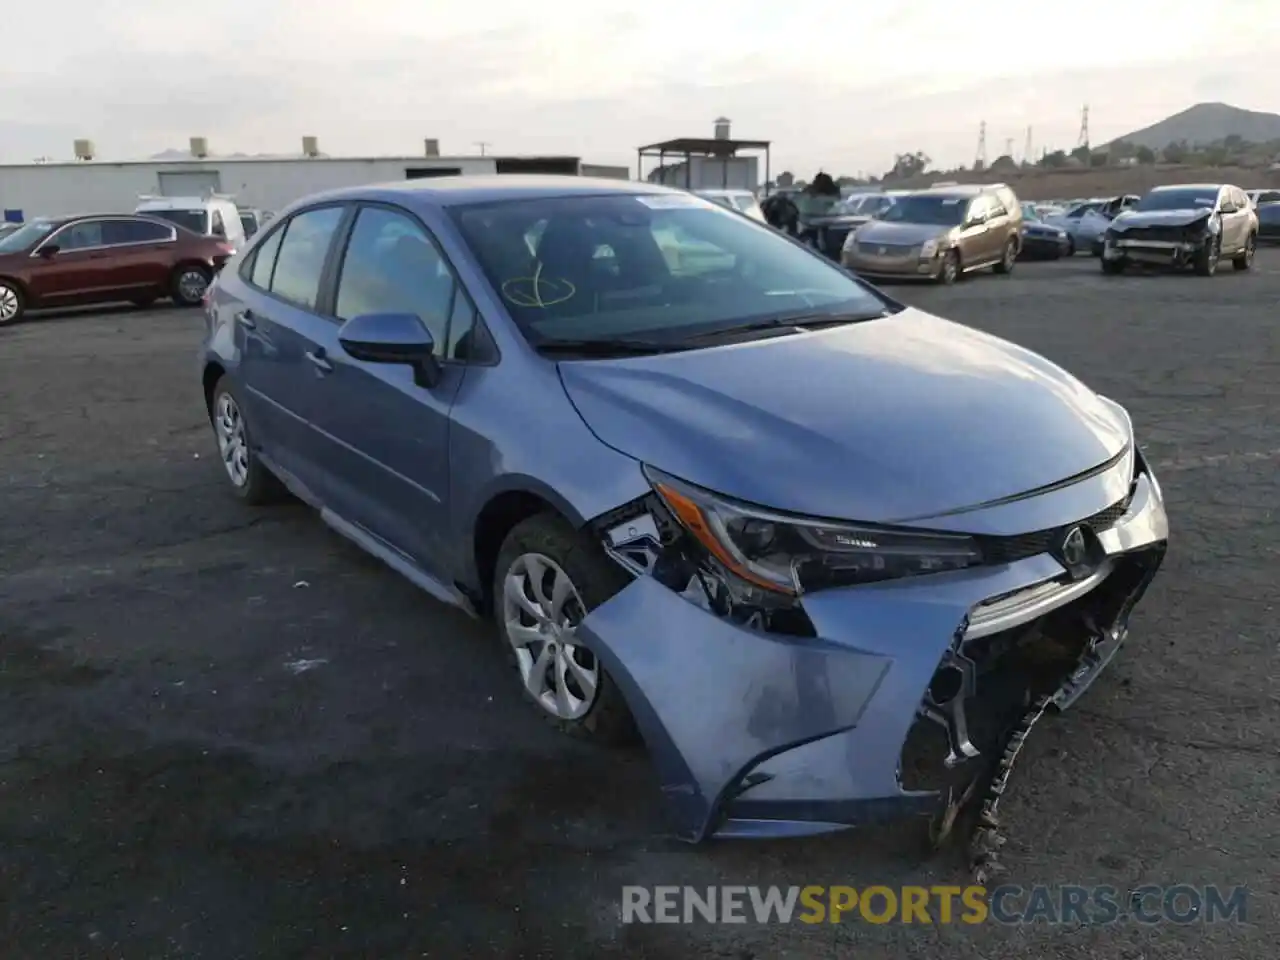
[575,449,1168,843]
[1105,216,1215,267]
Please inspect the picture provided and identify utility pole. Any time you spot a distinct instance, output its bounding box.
[1077,106,1090,150]
[1023,126,1033,165]
[975,121,987,170]
[1004,138,1015,160]
[473,141,491,157]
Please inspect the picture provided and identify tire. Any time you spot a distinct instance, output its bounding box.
[1101,257,1126,275]
[1065,236,1075,257]
[493,513,638,746]
[936,250,960,285]
[209,376,287,505]
[171,264,211,306]
[1193,237,1219,277]
[0,279,25,326]
[992,238,1017,275]
[1232,233,1256,271]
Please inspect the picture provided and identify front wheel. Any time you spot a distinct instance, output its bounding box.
[1233,233,1256,271]
[1065,236,1076,257]
[992,238,1017,275]
[0,280,25,326]
[494,514,638,746]
[936,250,960,285]
[1101,257,1126,275]
[171,265,211,306]
[1193,237,1220,276]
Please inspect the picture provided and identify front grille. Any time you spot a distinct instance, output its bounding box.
[857,241,917,256]
[1119,225,1197,244]
[976,494,1132,565]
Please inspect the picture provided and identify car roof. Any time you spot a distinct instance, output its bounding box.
[293,175,681,211]
[1150,183,1223,191]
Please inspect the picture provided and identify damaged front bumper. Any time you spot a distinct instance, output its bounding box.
[575,454,1168,843]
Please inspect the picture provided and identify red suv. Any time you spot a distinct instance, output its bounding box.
[0,213,234,325]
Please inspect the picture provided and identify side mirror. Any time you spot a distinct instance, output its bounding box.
[338,312,441,388]
[38,244,60,258]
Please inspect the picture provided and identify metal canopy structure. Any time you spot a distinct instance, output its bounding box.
[636,136,772,190]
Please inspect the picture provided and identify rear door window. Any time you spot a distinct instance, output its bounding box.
[267,206,345,310]
[247,226,286,289]
[103,218,172,245]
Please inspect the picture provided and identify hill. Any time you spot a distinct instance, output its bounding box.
[1111,102,1280,149]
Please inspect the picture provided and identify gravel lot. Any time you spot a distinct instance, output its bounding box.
[2,253,1278,958]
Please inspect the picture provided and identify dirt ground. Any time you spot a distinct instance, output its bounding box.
[2,253,1278,958]
[889,163,1280,200]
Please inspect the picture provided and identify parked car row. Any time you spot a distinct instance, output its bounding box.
[0,194,275,325]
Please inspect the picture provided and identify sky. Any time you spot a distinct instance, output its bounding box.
[2,0,1278,176]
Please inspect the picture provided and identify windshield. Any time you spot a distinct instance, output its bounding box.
[730,195,763,218]
[1134,189,1218,212]
[877,194,968,226]
[0,220,56,253]
[1021,203,1041,221]
[145,209,208,234]
[450,192,891,346]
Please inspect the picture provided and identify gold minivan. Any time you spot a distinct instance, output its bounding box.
[841,183,1023,284]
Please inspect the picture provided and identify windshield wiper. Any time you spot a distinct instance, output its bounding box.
[679,311,890,342]
[534,338,690,357]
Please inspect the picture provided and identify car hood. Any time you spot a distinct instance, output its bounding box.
[558,308,1130,524]
[1111,208,1212,230]
[854,221,954,245]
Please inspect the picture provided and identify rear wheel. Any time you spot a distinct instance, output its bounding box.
[992,238,1017,275]
[494,513,638,746]
[1232,233,1256,271]
[0,280,24,325]
[171,265,211,306]
[209,377,287,505]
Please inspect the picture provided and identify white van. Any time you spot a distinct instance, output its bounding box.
[694,189,767,222]
[134,195,247,250]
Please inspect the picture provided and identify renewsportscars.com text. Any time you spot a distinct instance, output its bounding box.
[620,884,1248,926]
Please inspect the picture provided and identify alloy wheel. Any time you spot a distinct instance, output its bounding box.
[501,552,600,720]
[213,392,250,487]
[0,284,19,324]
[179,270,209,303]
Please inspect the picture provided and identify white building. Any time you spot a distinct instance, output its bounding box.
[0,137,630,221]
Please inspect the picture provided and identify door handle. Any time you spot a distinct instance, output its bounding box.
[305,350,334,374]
[235,309,256,329]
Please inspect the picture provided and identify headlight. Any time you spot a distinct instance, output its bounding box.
[920,238,939,257]
[645,467,984,596]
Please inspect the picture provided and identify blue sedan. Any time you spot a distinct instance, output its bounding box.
[199,176,1169,845]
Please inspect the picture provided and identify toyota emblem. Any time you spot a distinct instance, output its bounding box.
[1059,526,1088,568]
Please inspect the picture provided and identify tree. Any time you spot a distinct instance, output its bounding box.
[1070,144,1091,163]
[1039,149,1068,168]
[1163,141,1189,163]
[990,154,1018,172]
[888,150,930,179]
[1089,151,1109,167]
[1135,145,1156,164]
